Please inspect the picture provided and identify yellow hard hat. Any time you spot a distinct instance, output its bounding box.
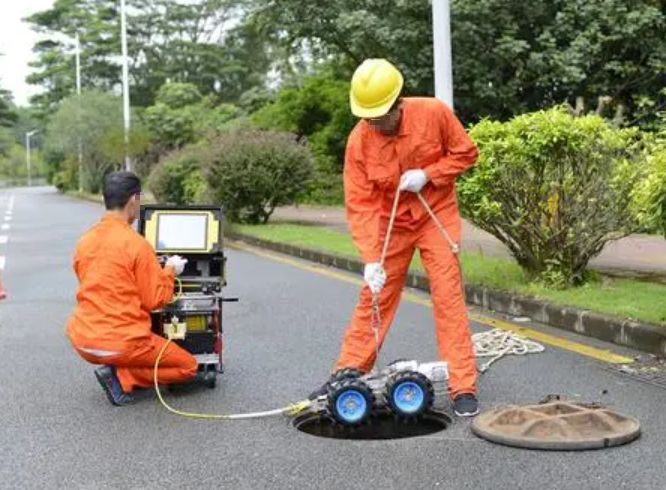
[350,59,404,118]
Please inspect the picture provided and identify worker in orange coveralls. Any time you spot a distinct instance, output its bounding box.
[67,171,197,406]
[310,59,480,417]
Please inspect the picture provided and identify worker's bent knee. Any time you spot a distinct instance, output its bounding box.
[184,357,198,378]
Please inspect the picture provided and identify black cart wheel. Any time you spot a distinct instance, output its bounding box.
[204,367,217,389]
[386,371,434,418]
[327,378,375,426]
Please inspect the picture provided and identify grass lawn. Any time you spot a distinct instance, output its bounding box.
[232,223,666,326]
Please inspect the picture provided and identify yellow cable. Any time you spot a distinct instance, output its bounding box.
[153,338,312,420]
[167,278,183,305]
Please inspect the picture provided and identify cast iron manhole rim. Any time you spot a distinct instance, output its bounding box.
[293,409,451,440]
[471,401,641,451]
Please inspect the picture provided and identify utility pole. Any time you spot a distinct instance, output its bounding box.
[76,32,83,191]
[120,0,131,171]
[26,130,39,187]
[432,0,454,109]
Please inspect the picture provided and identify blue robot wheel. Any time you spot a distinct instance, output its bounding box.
[392,381,425,414]
[386,371,434,418]
[327,378,375,426]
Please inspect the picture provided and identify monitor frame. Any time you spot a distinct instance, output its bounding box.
[139,205,224,255]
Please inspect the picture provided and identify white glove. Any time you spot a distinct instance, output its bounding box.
[364,263,387,295]
[399,169,429,193]
[165,255,188,276]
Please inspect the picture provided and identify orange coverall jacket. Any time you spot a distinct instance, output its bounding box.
[67,214,175,354]
[344,97,478,263]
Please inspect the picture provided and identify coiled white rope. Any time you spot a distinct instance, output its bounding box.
[473,329,545,373]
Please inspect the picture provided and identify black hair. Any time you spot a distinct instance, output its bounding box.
[103,171,141,210]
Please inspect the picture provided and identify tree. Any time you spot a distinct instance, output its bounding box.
[45,90,129,192]
[0,68,18,158]
[251,73,356,202]
[26,0,270,112]
[143,82,242,151]
[0,91,17,158]
[0,89,17,129]
[253,0,666,127]
[26,0,120,112]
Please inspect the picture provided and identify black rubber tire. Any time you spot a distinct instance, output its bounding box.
[327,378,375,426]
[385,370,434,419]
[330,368,363,383]
[205,369,217,389]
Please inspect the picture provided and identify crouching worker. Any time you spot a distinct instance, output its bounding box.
[66,171,197,406]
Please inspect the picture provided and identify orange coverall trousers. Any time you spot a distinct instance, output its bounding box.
[335,208,478,399]
[74,335,197,393]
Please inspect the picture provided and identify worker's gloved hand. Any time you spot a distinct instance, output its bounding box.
[165,255,188,276]
[364,263,387,295]
[399,169,429,193]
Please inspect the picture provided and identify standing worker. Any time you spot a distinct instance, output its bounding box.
[67,171,197,406]
[311,59,480,417]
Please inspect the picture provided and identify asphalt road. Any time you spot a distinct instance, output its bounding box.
[1,187,665,490]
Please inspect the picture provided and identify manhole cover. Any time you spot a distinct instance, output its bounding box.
[294,410,450,440]
[471,401,640,450]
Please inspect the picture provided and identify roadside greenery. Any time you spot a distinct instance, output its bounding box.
[233,223,666,326]
[461,107,645,287]
[149,128,314,223]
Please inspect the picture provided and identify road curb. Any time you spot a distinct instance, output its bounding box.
[227,231,666,358]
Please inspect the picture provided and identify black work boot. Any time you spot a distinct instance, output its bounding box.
[453,394,480,417]
[94,366,134,406]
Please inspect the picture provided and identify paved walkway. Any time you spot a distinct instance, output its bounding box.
[272,206,666,280]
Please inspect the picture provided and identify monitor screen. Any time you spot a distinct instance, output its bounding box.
[156,213,208,251]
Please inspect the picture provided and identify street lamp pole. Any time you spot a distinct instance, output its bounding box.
[76,32,83,191]
[432,0,454,109]
[120,0,131,172]
[26,130,39,187]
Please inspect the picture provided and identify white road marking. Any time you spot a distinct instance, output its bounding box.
[0,256,6,270]
[4,216,11,222]
[1,224,10,231]
[0,236,7,244]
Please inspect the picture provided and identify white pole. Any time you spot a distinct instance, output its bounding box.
[432,0,454,110]
[76,33,83,191]
[26,134,31,187]
[120,0,131,172]
[75,33,82,95]
[26,131,38,187]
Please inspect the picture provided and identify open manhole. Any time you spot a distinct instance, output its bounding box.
[294,410,451,440]
[471,401,641,450]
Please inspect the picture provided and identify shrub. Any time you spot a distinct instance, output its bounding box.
[147,145,204,204]
[52,155,79,192]
[461,106,645,287]
[203,128,315,223]
[630,133,666,237]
